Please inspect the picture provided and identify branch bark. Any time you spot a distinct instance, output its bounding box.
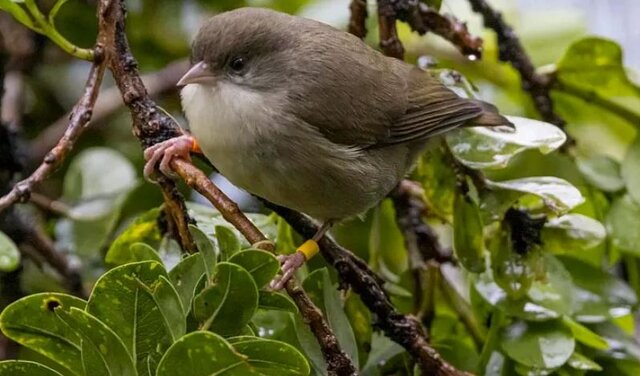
[97,1,356,373]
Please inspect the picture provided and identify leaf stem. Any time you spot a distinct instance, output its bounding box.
[23,0,94,61]
[477,310,504,373]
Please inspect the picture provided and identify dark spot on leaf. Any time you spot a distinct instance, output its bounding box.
[504,208,546,254]
[45,299,61,311]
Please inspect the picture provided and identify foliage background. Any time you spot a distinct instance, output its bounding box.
[1,0,639,375]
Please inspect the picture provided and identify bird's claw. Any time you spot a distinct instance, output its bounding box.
[143,134,194,182]
[269,252,306,290]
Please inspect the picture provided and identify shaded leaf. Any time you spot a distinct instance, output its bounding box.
[216,225,241,259]
[258,291,298,313]
[576,154,625,192]
[501,319,575,368]
[622,137,640,205]
[228,336,310,375]
[156,331,254,376]
[169,253,207,314]
[189,224,217,279]
[228,249,279,288]
[0,360,63,376]
[193,262,258,336]
[542,214,606,254]
[606,194,640,256]
[0,293,85,375]
[453,193,485,273]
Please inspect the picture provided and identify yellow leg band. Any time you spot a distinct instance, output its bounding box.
[297,239,319,261]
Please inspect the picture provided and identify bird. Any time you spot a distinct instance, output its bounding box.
[143,7,511,289]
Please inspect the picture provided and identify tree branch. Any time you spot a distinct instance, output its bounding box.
[348,0,368,39]
[97,1,356,373]
[267,203,470,376]
[467,0,566,130]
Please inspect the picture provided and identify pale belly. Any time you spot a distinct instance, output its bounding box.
[181,83,413,220]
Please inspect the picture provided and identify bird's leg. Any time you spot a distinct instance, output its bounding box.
[143,133,201,181]
[269,220,334,290]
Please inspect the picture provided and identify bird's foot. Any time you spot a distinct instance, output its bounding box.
[143,134,195,182]
[269,239,319,290]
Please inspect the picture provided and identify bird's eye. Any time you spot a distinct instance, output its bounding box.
[229,57,246,72]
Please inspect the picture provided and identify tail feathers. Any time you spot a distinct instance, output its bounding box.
[469,100,514,129]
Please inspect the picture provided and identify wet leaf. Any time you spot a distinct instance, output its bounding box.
[0,361,63,376]
[486,177,584,214]
[193,262,258,336]
[156,331,254,376]
[0,231,20,272]
[453,193,485,272]
[169,253,207,314]
[567,352,602,371]
[258,291,298,313]
[447,116,565,169]
[228,336,310,375]
[501,319,575,369]
[86,261,184,375]
[622,137,640,205]
[228,249,279,288]
[562,317,609,350]
[490,228,535,300]
[0,293,86,375]
[606,194,640,256]
[541,214,606,254]
[576,154,625,192]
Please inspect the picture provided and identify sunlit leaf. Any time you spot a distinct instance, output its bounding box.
[447,116,565,169]
[541,214,606,255]
[567,352,602,371]
[105,207,161,265]
[622,137,640,205]
[0,231,20,272]
[486,177,584,214]
[562,317,609,350]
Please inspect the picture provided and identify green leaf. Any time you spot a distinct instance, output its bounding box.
[527,254,574,317]
[490,228,535,300]
[453,193,485,273]
[105,207,161,265]
[0,361,63,376]
[558,256,637,322]
[258,291,298,313]
[369,200,407,277]
[486,177,584,214]
[576,154,625,192]
[216,225,241,259]
[344,292,373,368]
[189,224,217,279]
[606,194,640,256]
[55,307,136,376]
[541,214,606,255]
[193,262,259,336]
[86,261,184,375]
[302,268,359,366]
[169,253,207,314]
[0,231,20,272]
[562,317,609,350]
[556,37,640,127]
[156,331,254,376]
[622,137,640,205]
[228,249,279,288]
[567,352,602,371]
[0,293,85,375]
[447,116,566,169]
[501,319,575,369]
[228,336,310,375]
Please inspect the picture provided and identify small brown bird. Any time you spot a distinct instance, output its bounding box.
[144,7,511,288]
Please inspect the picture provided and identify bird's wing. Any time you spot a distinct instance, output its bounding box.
[379,67,510,146]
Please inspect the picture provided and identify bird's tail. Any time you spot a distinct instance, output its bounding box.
[469,100,515,130]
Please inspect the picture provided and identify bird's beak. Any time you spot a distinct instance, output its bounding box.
[177,61,216,86]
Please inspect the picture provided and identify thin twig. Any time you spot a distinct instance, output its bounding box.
[467,0,566,129]
[377,0,405,59]
[348,0,368,39]
[0,46,107,213]
[97,1,356,373]
[267,203,470,376]
[389,1,483,58]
